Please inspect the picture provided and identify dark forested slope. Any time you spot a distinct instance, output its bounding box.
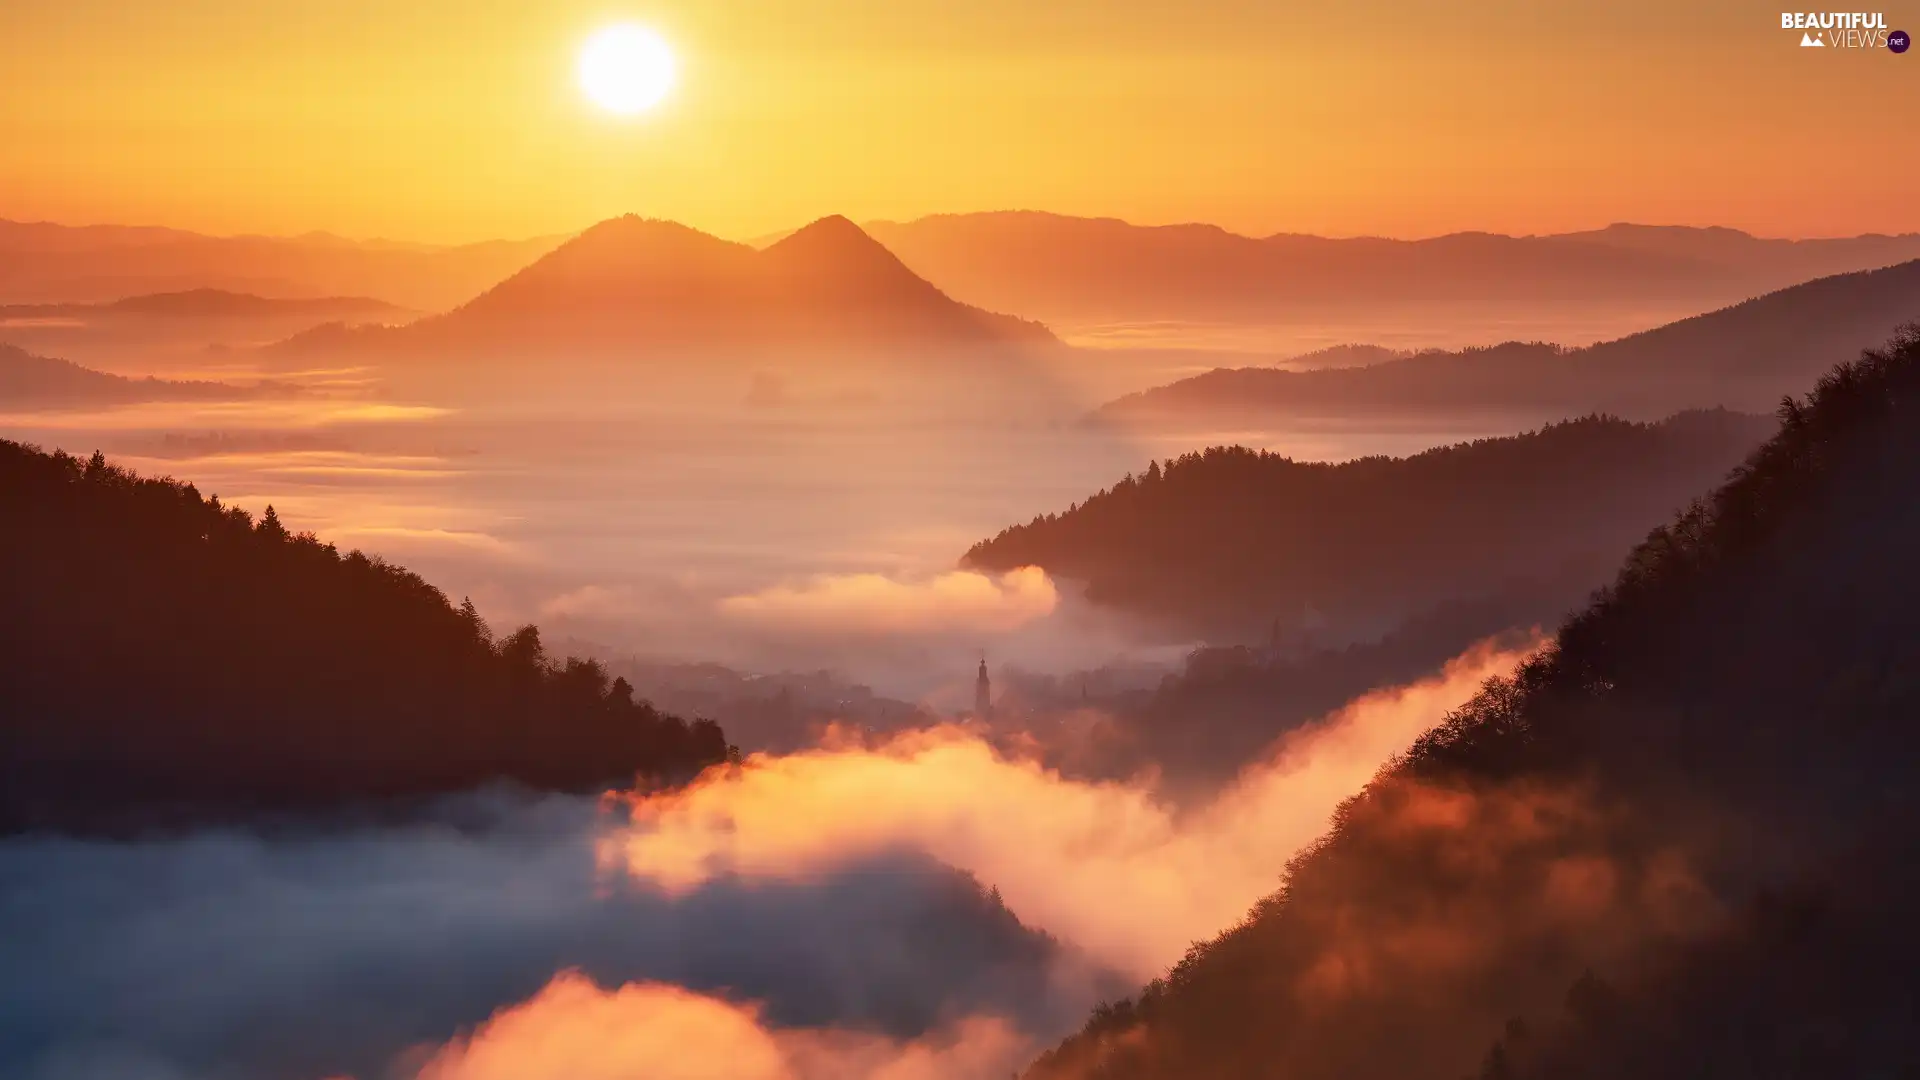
[966,409,1772,640]
[1026,328,1920,1080]
[0,442,732,831]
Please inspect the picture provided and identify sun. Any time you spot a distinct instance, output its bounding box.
[578,24,676,115]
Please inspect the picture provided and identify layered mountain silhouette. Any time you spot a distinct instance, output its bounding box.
[865,211,1920,325]
[274,215,1055,361]
[1278,343,1410,370]
[22,210,1920,337]
[0,218,556,311]
[0,441,734,832]
[0,343,268,407]
[1098,258,1920,418]
[1,288,402,321]
[966,409,1771,640]
[1027,328,1920,1080]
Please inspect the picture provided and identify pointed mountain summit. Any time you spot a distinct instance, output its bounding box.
[442,217,759,325]
[756,214,1052,341]
[760,214,905,274]
[316,214,1055,358]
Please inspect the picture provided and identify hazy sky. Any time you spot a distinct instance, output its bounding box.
[1,0,1912,243]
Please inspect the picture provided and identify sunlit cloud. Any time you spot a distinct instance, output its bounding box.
[120,449,460,481]
[540,584,633,620]
[718,567,1059,636]
[414,971,1031,1080]
[254,463,460,479]
[0,399,450,431]
[329,525,525,560]
[0,795,1099,1080]
[603,639,1537,977]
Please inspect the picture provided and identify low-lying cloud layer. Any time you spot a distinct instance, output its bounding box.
[416,973,1034,1080]
[718,567,1060,636]
[0,794,1111,1080]
[0,639,1534,1080]
[605,639,1535,977]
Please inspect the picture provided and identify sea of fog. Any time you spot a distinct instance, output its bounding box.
[0,394,1555,697]
[0,641,1527,1080]
[0,341,1559,1080]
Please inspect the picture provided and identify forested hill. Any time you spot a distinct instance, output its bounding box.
[0,441,733,832]
[965,409,1773,640]
[1026,328,1920,1080]
[0,343,263,407]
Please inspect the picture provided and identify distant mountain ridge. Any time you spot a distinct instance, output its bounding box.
[0,343,267,406]
[864,211,1920,326]
[0,219,559,311]
[1097,258,1920,418]
[1,288,403,321]
[275,214,1056,360]
[25,210,1920,339]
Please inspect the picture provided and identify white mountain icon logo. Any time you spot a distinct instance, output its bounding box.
[1801,31,1826,45]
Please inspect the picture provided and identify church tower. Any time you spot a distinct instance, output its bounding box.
[974,657,992,720]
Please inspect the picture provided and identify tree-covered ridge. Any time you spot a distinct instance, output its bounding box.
[1026,327,1920,1080]
[0,343,264,406]
[0,441,733,832]
[965,409,1772,639]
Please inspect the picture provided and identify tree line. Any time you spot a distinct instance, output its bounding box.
[0,441,734,832]
[967,409,1772,639]
[1025,327,1920,1080]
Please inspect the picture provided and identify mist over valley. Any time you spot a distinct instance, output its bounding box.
[6,13,1920,1073]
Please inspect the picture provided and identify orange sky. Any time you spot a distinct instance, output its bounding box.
[1,0,1914,244]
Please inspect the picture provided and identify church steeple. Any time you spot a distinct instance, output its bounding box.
[974,656,992,720]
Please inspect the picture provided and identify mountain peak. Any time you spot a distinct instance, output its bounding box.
[789,213,865,237]
[758,214,956,304]
[449,217,754,319]
[556,215,745,261]
[762,214,899,266]
[363,213,1053,353]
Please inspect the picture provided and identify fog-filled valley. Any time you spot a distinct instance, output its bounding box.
[6,189,1920,1080]
[0,795,1115,1080]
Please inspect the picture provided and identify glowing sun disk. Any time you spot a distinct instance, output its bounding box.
[578,24,676,115]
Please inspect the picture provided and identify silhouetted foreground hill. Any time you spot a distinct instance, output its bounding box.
[0,344,267,407]
[1098,259,1920,418]
[275,215,1055,361]
[0,442,732,832]
[966,410,1772,640]
[865,212,1920,326]
[1026,328,1920,1080]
